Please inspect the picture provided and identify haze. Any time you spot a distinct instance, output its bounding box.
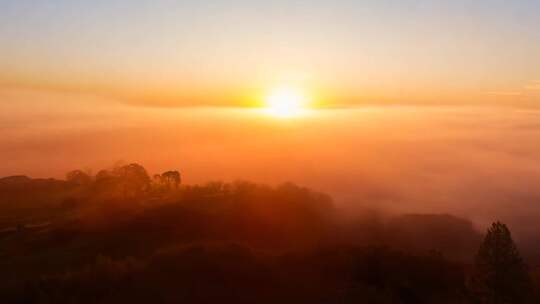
[3,1,540,302]
[2,88,540,241]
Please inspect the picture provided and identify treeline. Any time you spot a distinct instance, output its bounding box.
[0,163,538,303]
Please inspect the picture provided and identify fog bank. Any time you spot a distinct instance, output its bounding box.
[2,89,540,238]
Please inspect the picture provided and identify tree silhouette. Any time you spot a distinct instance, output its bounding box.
[161,171,181,189]
[66,170,92,185]
[472,221,533,304]
[111,163,151,197]
[95,169,112,182]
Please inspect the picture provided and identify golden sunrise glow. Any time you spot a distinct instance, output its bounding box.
[264,87,310,118]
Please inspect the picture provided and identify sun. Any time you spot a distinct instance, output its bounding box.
[264,87,309,117]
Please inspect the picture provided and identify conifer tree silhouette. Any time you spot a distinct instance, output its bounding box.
[473,221,533,304]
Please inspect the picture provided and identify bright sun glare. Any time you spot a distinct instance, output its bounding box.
[264,87,309,118]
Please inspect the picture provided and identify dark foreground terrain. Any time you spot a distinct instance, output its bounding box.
[1,164,538,303]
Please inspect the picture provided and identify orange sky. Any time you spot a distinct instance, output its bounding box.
[1,1,539,108]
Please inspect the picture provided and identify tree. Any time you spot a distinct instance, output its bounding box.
[66,170,92,185]
[161,171,181,189]
[112,163,151,197]
[472,221,533,304]
[95,170,112,182]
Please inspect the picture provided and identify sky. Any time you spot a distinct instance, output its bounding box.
[1,2,540,235]
[1,0,539,107]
